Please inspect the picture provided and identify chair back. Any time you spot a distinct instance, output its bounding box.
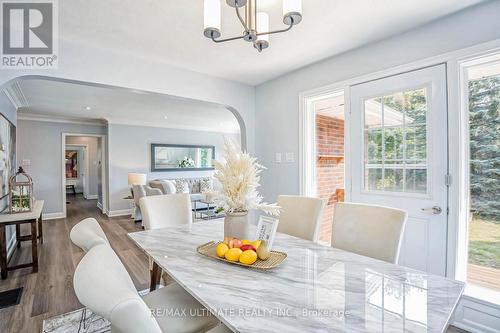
[277,195,324,241]
[332,202,408,264]
[73,244,162,333]
[70,218,109,252]
[139,194,192,230]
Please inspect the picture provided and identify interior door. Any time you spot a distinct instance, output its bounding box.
[349,65,448,276]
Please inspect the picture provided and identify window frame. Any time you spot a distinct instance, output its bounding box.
[360,84,433,199]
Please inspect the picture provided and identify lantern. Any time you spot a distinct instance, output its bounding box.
[9,167,34,213]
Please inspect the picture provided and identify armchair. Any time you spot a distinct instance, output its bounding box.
[132,185,162,222]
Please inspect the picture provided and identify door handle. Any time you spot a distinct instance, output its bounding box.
[421,206,442,214]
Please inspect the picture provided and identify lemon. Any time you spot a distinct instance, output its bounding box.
[251,240,261,249]
[241,239,251,245]
[225,248,242,262]
[239,250,257,265]
[216,243,229,258]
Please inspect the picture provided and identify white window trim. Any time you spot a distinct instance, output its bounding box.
[453,51,500,303]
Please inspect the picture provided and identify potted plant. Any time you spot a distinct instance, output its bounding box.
[213,139,280,239]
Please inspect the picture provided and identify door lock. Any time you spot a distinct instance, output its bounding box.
[421,206,442,214]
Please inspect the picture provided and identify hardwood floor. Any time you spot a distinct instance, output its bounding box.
[0,195,469,333]
[0,195,148,333]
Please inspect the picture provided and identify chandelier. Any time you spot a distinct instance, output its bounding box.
[203,0,302,52]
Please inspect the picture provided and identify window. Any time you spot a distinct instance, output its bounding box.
[465,62,500,293]
[364,88,428,194]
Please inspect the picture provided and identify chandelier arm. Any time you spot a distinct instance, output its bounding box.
[211,34,246,43]
[256,22,294,37]
[235,7,248,31]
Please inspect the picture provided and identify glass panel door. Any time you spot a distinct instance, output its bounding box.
[350,65,448,275]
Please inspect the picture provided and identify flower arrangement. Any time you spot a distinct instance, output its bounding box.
[178,156,195,168]
[213,139,280,216]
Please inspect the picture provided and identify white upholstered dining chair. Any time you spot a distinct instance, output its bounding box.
[277,195,325,242]
[139,193,193,230]
[70,217,109,252]
[331,202,408,264]
[73,244,224,333]
[139,193,193,289]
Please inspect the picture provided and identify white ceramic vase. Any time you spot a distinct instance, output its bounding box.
[224,211,251,240]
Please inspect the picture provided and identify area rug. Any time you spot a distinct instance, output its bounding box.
[42,289,150,333]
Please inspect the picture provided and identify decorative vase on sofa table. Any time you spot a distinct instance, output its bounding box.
[224,211,251,240]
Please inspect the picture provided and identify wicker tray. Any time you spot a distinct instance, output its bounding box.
[197,241,287,270]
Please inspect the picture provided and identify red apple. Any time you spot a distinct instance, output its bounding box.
[240,244,257,252]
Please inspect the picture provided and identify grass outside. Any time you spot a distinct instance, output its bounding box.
[468,217,500,269]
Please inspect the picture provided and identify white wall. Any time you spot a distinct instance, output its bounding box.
[17,120,106,215]
[107,123,239,212]
[0,91,17,258]
[66,136,100,198]
[255,1,500,201]
[0,45,255,156]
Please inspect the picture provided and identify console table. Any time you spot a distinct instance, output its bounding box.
[0,200,44,279]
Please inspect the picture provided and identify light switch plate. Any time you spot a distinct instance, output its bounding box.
[286,152,295,163]
[275,153,282,163]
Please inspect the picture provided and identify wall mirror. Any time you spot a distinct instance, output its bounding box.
[151,144,215,171]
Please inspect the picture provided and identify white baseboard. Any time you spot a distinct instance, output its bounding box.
[43,212,66,220]
[97,201,103,210]
[106,208,132,217]
[86,194,98,200]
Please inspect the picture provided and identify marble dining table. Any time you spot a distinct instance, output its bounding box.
[128,220,464,333]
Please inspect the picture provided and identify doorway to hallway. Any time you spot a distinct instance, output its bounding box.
[62,133,107,217]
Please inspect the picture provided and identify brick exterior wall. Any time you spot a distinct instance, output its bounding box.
[316,115,345,244]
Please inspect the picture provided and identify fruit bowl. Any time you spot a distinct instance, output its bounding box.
[197,241,287,270]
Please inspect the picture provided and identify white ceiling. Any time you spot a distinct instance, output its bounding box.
[61,0,484,85]
[14,79,241,133]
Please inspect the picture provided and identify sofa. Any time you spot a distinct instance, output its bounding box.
[149,177,215,210]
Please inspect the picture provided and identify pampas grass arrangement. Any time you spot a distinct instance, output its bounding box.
[213,139,280,216]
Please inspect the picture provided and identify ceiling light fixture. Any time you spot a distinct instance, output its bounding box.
[203,0,302,52]
[84,106,92,110]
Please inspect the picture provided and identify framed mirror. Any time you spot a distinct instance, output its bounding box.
[151,144,215,172]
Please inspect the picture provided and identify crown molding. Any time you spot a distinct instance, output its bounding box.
[104,117,240,134]
[17,113,107,126]
[3,81,28,110]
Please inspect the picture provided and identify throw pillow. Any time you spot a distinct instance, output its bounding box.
[200,177,213,193]
[175,179,190,194]
[163,180,176,194]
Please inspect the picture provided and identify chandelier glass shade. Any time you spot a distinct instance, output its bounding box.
[203,0,302,52]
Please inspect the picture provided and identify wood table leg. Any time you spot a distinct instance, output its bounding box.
[16,224,21,248]
[31,220,38,273]
[0,225,7,279]
[150,261,162,292]
[37,215,43,244]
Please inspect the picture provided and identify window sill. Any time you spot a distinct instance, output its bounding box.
[463,284,500,308]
